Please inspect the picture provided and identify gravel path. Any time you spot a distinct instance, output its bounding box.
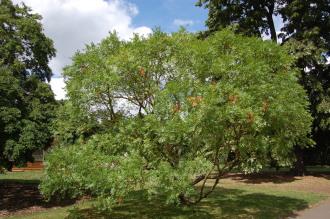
[294,198,330,219]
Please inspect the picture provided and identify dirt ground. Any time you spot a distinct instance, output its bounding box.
[1,173,330,218]
[221,173,330,195]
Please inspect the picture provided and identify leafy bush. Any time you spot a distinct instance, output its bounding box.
[41,29,313,208]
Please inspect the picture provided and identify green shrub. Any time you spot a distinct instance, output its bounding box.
[41,29,313,209]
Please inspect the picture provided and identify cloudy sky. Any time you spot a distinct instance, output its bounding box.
[13,0,208,99]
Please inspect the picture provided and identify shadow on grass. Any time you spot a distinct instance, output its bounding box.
[305,166,330,180]
[66,187,309,219]
[226,173,301,184]
[306,166,330,175]
[225,167,330,184]
[319,174,330,180]
[0,178,40,184]
[0,181,76,214]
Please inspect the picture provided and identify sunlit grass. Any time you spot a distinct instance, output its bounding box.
[0,171,43,184]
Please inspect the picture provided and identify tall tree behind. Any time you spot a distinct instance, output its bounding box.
[0,0,57,169]
[197,0,330,174]
[196,0,281,42]
[282,0,330,167]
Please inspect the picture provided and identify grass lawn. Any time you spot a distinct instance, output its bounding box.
[5,185,327,219]
[0,171,43,184]
[1,171,328,219]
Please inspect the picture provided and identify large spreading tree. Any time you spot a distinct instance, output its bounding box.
[0,0,57,169]
[197,0,330,173]
[41,30,312,209]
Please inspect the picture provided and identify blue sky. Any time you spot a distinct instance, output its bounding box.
[129,0,284,33]
[129,0,208,32]
[129,0,284,36]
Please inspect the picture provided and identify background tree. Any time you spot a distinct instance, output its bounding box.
[197,0,330,174]
[196,0,281,42]
[41,30,312,209]
[0,0,56,169]
[281,0,330,168]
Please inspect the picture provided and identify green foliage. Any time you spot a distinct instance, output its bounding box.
[282,1,330,165]
[0,0,57,168]
[52,101,100,146]
[0,67,57,167]
[41,143,144,202]
[0,0,55,81]
[42,29,312,209]
[196,0,279,42]
[197,0,330,168]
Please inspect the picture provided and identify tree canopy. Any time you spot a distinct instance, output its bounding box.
[41,29,312,209]
[0,0,57,169]
[197,0,330,169]
[196,0,279,42]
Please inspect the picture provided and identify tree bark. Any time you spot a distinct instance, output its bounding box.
[265,4,277,43]
[293,146,306,176]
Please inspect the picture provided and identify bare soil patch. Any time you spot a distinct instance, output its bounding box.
[221,173,330,195]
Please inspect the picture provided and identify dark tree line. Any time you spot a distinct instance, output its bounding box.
[0,0,57,169]
[197,0,330,174]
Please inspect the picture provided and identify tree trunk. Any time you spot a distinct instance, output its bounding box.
[178,193,193,205]
[265,5,277,43]
[293,146,306,176]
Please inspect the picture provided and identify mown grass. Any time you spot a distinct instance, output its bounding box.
[1,170,328,219]
[0,171,43,184]
[6,189,326,219]
[6,184,327,219]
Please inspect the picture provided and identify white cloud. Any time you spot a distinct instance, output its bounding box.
[49,77,66,100]
[13,0,152,99]
[173,19,194,27]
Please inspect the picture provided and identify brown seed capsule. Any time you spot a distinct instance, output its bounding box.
[173,101,181,112]
[262,100,269,112]
[228,94,238,104]
[247,112,255,124]
[139,68,145,77]
[187,96,203,107]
